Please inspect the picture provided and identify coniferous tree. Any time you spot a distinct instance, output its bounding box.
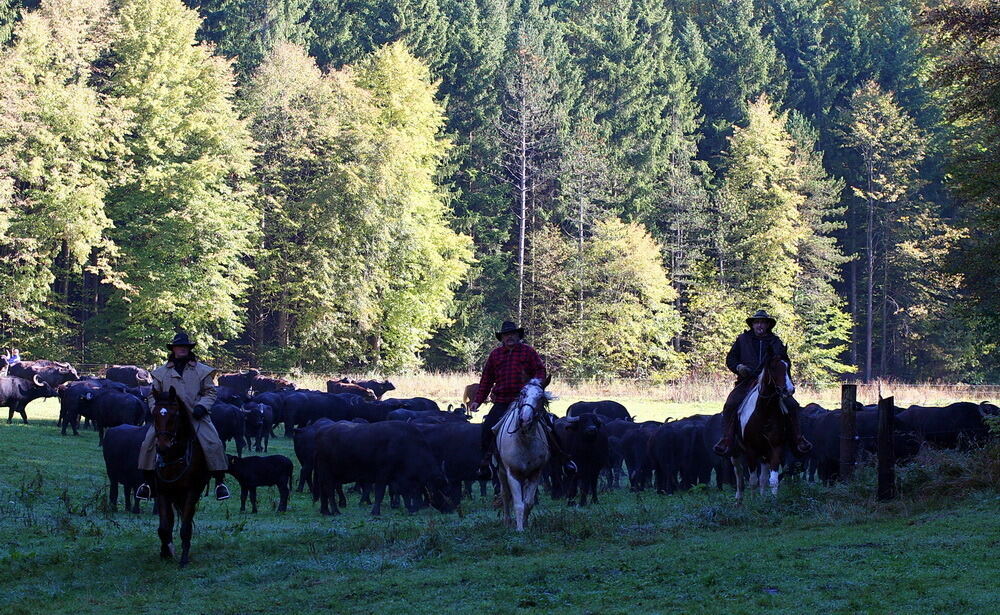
[840,81,925,381]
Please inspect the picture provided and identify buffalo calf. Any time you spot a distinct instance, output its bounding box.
[225,454,293,513]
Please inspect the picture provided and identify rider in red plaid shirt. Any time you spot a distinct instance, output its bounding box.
[469,321,575,476]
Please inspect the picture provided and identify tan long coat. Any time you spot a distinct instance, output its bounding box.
[138,360,228,472]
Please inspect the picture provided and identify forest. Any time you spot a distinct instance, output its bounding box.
[0,0,997,382]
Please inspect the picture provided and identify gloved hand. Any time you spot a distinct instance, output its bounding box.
[737,364,752,377]
[192,404,209,420]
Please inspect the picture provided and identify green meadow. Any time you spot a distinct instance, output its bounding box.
[1,396,997,615]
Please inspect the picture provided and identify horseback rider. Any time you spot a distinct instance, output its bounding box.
[135,333,230,501]
[468,321,576,477]
[713,310,812,457]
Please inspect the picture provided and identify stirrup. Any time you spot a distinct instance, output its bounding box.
[215,483,231,501]
[135,483,152,501]
[563,460,578,475]
[795,437,813,454]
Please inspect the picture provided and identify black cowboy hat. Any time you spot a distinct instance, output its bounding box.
[166,331,196,350]
[746,309,777,329]
[495,321,525,341]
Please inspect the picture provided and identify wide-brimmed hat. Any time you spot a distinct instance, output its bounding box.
[495,321,525,341]
[166,332,196,350]
[746,310,777,329]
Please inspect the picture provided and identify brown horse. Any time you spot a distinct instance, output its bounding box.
[152,387,210,567]
[731,356,795,502]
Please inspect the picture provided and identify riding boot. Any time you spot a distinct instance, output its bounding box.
[135,470,156,501]
[213,470,231,500]
[545,415,577,475]
[784,397,813,455]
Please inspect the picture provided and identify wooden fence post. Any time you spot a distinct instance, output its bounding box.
[840,384,857,481]
[877,395,896,500]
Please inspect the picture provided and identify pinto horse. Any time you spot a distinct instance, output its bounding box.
[494,376,552,531]
[731,356,795,502]
[152,388,210,567]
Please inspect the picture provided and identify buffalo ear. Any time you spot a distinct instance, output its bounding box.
[542,374,552,389]
[168,386,178,400]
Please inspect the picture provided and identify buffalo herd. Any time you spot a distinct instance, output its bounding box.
[4,360,998,517]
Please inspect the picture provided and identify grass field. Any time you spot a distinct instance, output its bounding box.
[2,396,998,614]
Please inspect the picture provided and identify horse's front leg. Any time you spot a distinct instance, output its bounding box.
[178,494,198,568]
[731,457,744,504]
[767,449,782,496]
[157,494,174,560]
[508,475,526,532]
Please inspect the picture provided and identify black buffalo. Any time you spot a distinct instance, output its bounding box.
[8,360,79,388]
[385,408,469,423]
[314,421,455,516]
[219,370,295,397]
[566,400,632,422]
[292,418,335,496]
[352,379,395,400]
[803,405,920,484]
[382,397,440,413]
[79,388,146,445]
[555,414,610,505]
[413,421,484,504]
[225,454,293,513]
[896,402,998,450]
[1,375,57,424]
[210,402,249,457]
[59,378,130,435]
[104,365,152,387]
[241,401,274,452]
[102,424,148,513]
[621,421,661,490]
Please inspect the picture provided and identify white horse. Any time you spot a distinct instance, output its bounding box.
[494,376,552,531]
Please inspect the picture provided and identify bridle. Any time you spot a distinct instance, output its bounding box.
[154,401,194,484]
[506,386,545,435]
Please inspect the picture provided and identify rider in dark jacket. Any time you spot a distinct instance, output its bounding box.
[713,310,812,456]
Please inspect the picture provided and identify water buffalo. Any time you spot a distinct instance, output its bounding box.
[225,454,293,513]
[1,375,57,424]
[104,365,152,387]
[314,421,455,516]
[78,388,146,445]
[102,424,148,513]
[8,360,79,388]
[896,402,998,450]
[555,414,610,506]
[566,400,633,422]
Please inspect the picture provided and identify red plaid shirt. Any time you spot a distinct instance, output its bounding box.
[475,342,547,405]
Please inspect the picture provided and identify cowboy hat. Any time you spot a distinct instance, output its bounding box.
[166,331,196,350]
[495,321,525,341]
[746,310,777,329]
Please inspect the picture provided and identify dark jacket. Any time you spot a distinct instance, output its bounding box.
[726,330,790,381]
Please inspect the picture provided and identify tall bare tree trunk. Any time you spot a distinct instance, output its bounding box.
[517,107,527,323]
[864,163,875,382]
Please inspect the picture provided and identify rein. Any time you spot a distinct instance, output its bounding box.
[154,403,195,484]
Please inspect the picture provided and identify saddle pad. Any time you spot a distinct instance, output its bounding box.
[738,371,765,436]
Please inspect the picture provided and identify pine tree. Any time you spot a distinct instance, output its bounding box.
[840,80,925,381]
[184,0,313,79]
[697,0,785,164]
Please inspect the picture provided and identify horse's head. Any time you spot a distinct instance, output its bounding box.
[762,356,795,398]
[152,387,188,452]
[513,375,553,428]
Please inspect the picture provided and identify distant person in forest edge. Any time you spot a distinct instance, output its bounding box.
[468,321,576,477]
[135,332,230,501]
[713,310,812,457]
[6,348,20,365]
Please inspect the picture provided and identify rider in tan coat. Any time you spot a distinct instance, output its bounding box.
[135,333,230,501]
